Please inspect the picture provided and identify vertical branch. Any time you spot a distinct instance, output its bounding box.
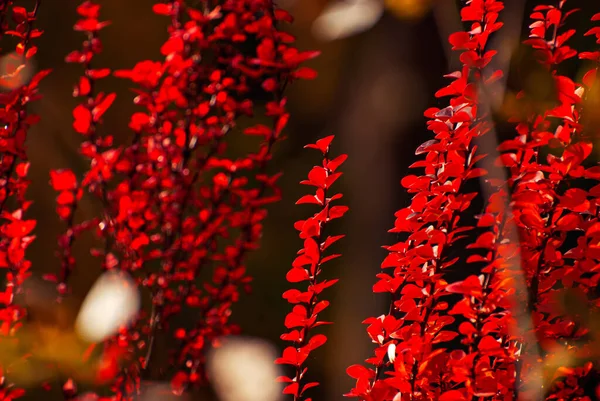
[52,1,116,298]
[276,135,347,401]
[0,1,47,399]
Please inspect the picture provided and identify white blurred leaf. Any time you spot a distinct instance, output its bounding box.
[207,337,282,401]
[0,52,35,89]
[312,0,384,41]
[75,271,140,343]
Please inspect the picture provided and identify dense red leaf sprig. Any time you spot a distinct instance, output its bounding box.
[276,135,347,401]
[343,1,600,401]
[0,1,49,400]
[113,1,318,395]
[458,2,586,399]
[500,3,600,398]
[5,0,600,400]
[345,1,507,400]
[41,0,319,399]
[49,1,115,297]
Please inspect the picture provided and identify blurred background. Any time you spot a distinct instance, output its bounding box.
[8,0,600,400]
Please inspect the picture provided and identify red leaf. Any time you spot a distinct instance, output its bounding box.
[282,289,312,304]
[77,2,100,18]
[129,112,150,131]
[281,330,301,342]
[320,253,341,264]
[346,365,375,380]
[327,154,347,172]
[306,166,327,188]
[556,213,582,231]
[301,382,319,395]
[286,267,309,283]
[296,194,321,205]
[92,93,116,121]
[445,275,483,297]
[244,124,271,136]
[559,188,590,212]
[322,235,345,250]
[77,76,91,96]
[88,68,111,79]
[311,279,338,294]
[329,205,348,220]
[50,169,77,191]
[3,220,36,238]
[12,7,27,23]
[478,335,501,351]
[293,67,318,80]
[257,38,275,62]
[312,300,329,315]
[283,382,299,396]
[306,334,327,351]
[276,346,308,367]
[152,3,173,15]
[305,135,334,153]
[448,31,475,50]
[464,168,487,179]
[73,105,92,134]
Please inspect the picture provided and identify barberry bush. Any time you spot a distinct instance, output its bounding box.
[339,1,600,401]
[278,1,600,401]
[0,0,318,400]
[2,0,600,401]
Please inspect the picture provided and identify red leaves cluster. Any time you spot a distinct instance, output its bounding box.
[2,0,318,400]
[6,0,600,400]
[501,3,600,398]
[345,1,600,400]
[347,1,508,400]
[49,1,115,299]
[110,2,317,395]
[276,135,347,400]
[0,1,47,399]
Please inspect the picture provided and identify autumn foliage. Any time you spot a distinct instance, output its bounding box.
[276,135,347,400]
[2,0,600,401]
[0,0,318,400]
[341,1,600,401]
